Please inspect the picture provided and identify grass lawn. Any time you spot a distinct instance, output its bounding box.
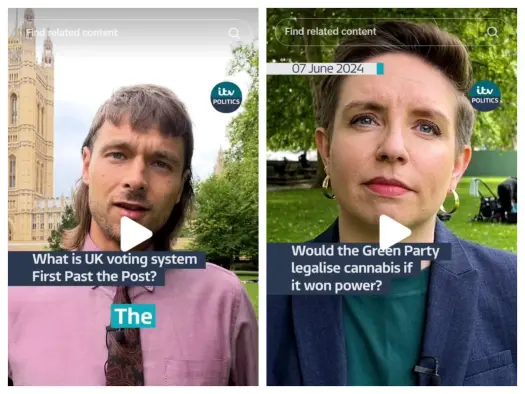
[235,271,259,318]
[267,177,516,253]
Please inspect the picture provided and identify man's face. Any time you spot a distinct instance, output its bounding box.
[317,52,471,229]
[82,120,187,245]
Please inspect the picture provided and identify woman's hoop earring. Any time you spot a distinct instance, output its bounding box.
[440,189,460,215]
[322,166,335,200]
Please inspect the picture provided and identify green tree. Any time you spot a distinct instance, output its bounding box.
[190,174,243,268]
[226,43,259,163]
[48,204,77,251]
[190,43,258,268]
[267,8,517,184]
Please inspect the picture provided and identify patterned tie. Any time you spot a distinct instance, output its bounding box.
[105,286,145,385]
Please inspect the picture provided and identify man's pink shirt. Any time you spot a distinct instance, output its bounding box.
[8,236,258,385]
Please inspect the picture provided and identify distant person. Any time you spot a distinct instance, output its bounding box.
[267,21,516,386]
[9,84,258,386]
[298,151,309,168]
[498,176,517,219]
[275,157,289,177]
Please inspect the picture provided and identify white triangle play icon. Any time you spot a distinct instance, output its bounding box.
[379,214,411,250]
[120,216,152,252]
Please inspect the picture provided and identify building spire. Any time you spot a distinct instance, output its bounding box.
[43,27,54,67]
[10,9,20,38]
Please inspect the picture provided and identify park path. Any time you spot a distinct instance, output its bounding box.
[267,183,314,192]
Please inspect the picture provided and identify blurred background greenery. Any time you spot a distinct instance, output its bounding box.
[267,8,517,186]
[266,9,517,254]
[268,177,517,253]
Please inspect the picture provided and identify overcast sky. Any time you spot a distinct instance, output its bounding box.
[8,8,258,197]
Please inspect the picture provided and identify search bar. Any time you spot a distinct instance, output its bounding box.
[273,18,506,47]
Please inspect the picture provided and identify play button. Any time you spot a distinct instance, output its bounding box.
[120,216,152,252]
[379,215,411,250]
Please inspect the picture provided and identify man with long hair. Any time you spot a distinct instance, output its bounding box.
[9,84,258,386]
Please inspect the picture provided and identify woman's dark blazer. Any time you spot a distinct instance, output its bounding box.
[267,218,517,386]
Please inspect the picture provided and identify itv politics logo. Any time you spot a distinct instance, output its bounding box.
[211,81,242,113]
[469,80,501,112]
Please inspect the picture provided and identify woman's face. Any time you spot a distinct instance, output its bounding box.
[317,52,471,229]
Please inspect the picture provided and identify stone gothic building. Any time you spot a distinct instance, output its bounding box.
[8,9,71,247]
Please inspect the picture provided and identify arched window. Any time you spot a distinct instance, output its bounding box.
[10,94,17,125]
[41,106,45,136]
[9,156,16,188]
[37,103,40,134]
[36,162,40,193]
[40,163,44,195]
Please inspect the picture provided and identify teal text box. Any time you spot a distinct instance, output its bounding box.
[111,304,156,328]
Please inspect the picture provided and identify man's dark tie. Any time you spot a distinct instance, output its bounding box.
[105,286,145,385]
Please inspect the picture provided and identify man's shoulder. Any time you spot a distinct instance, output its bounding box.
[9,286,81,302]
[164,262,247,294]
[8,286,86,320]
[201,262,247,289]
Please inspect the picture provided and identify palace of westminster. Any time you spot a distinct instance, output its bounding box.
[8,9,224,249]
[8,9,71,247]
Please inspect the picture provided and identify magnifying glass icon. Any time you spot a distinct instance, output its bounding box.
[228,27,240,40]
[487,26,498,37]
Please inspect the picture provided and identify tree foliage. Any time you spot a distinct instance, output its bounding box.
[226,44,259,163]
[48,204,77,251]
[190,44,258,268]
[267,8,517,155]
